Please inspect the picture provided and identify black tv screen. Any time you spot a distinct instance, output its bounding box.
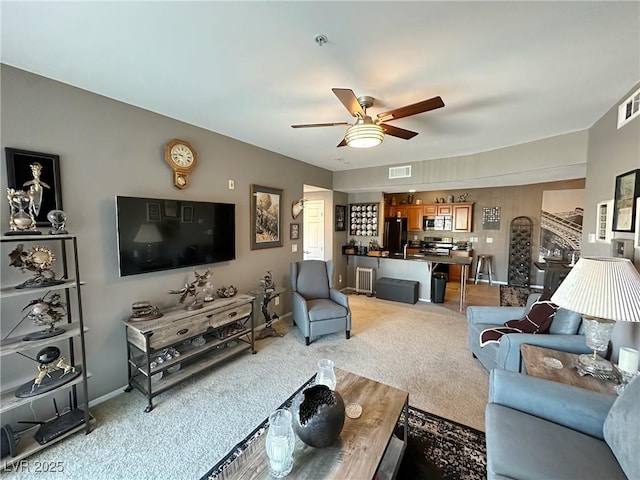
[116,196,235,277]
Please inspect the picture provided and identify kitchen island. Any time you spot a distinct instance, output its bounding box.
[344,252,473,311]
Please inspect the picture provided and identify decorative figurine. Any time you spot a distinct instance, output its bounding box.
[14,346,82,398]
[20,292,66,340]
[23,163,50,217]
[259,271,275,293]
[216,285,238,298]
[169,269,211,310]
[6,188,39,234]
[8,244,64,289]
[458,193,469,202]
[128,301,162,322]
[47,210,68,235]
[203,282,215,302]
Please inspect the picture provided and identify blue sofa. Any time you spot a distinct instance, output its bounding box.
[486,369,639,479]
[466,293,590,372]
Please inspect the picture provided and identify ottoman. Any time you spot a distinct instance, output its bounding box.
[375,277,419,304]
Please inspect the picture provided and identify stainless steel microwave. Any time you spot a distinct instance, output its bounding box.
[423,215,452,231]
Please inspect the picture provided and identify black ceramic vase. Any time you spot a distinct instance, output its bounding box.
[292,384,345,448]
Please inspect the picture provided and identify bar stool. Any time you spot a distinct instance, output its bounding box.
[474,254,494,285]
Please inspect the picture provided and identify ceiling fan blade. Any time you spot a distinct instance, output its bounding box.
[380,124,419,140]
[377,96,445,122]
[337,138,347,147]
[332,88,366,118]
[291,122,350,128]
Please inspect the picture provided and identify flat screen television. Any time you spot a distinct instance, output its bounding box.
[115,196,235,277]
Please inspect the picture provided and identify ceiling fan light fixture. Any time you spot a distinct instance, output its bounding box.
[345,123,384,148]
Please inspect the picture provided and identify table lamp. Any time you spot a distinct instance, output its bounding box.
[551,257,640,376]
[134,223,163,263]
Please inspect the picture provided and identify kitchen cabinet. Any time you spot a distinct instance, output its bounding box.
[437,205,453,216]
[449,250,473,282]
[407,206,423,231]
[386,205,408,218]
[423,205,438,216]
[452,204,473,232]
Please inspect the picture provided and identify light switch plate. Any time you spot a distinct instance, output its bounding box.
[486,237,493,243]
[292,244,298,252]
[228,179,235,190]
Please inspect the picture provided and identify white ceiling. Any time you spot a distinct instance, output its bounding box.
[2,1,639,180]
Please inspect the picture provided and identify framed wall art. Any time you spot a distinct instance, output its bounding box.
[290,223,300,240]
[250,184,283,249]
[5,147,63,227]
[612,168,640,232]
[335,205,346,232]
[146,202,161,222]
[595,199,613,243]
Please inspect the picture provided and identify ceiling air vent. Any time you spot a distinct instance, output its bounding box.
[617,87,640,129]
[389,165,411,179]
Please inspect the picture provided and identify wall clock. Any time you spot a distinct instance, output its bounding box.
[164,139,198,189]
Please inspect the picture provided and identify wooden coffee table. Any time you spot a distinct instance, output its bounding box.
[214,368,409,480]
[521,344,617,395]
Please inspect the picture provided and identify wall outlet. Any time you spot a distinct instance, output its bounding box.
[228,179,235,190]
[275,296,280,306]
[486,237,493,243]
[588,233,596,243]
[339,274,343,284]
[470,236,479,243]
[292,244,298,252]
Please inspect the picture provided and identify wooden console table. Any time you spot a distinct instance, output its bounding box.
[521,344,617,395]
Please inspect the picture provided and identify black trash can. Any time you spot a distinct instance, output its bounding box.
[431,273,447,303]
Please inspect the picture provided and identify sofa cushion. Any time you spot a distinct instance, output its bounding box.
[486,404,626,480]
[306,299,347,322]
[549,308,583,335]
[603,375,640,479]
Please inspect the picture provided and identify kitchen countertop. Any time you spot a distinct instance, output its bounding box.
[345,252,473,265]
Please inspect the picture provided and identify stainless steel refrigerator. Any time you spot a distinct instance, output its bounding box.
[383,217,408,254]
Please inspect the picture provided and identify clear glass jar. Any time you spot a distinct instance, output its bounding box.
[316,359,336,390]
[265,409,295,478]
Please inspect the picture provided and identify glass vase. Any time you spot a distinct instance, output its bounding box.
[265,409,294,478]
[316,359,336,390]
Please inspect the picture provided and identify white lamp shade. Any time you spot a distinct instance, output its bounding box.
[134,223,163,243]
[551,257,640,322]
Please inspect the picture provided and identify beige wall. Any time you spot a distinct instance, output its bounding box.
[0,65,334,401]
[583,83,640,358]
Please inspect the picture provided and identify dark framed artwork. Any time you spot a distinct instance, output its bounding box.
[181,205,193,223]
[5,148,63,227]
[612,169,640,232]
[146,202,161,222]
[335,205,346,231]
[250,184,283,249]
[290,223,300,240]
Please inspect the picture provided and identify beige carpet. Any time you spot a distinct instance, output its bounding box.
[3,295,488,479]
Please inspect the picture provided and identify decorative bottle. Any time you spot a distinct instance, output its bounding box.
[316,359,337,390]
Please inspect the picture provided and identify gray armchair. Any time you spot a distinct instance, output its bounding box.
[290,260,351,346]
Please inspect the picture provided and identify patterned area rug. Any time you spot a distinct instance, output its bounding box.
[201,376,486,480]
[499,285,542,306]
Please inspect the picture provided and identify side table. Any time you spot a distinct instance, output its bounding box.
[249,287,286,339]
[520,344,617,395]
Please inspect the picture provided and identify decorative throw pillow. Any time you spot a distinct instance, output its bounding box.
[480,295,559,347]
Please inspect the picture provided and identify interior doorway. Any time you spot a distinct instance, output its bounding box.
[302,184,332,261]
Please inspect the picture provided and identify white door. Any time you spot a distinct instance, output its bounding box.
[303,200,325,260]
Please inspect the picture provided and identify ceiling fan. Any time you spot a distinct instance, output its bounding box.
[291,88,445,148]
